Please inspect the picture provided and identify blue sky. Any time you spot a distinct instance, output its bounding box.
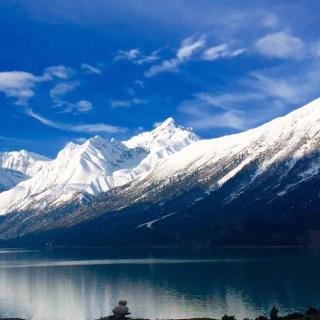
[1,0,320,157]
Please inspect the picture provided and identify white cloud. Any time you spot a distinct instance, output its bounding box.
[53,99,93,114]
[76,100,92,112]
[145,36,205,77]
[195,92,264,110]
[50,81,79,100]
[179,93,249,131]
[26,108,125,133]
[177,36,206,60]
[115,49,141,61]
[136,55,158,65]
[191,112,246,130]
[202,44,246,61]
[178,61,320,133]
[255,31,306,59]
[43,65,73,80]
[81,63,102,74]
[136,49,161,65]
[111,98,146,108]
[144,58,180,77]
[115,47,164,65]
[0,66,74,105]
[248,72,303,104]
[0,71,38,105]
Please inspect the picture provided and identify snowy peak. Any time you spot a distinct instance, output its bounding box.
[0,150,49,176]
[123,117,199,151]
[55,135,146,179]
[155,117,176,130]
[0,117,199,214]
[0,150,50,191]
[3,96,320,217]
[138,97,320,204]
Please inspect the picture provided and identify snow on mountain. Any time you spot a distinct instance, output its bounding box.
[0,150,50,190]
[0,118,199,214]
[123,117,199,179]
[124,117,198,151]
[0,150,49,176]
[1,95,320,217]
[132,97,320,202]
[0,168,26,192]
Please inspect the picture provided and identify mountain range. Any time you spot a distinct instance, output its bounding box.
[1,98,320,246]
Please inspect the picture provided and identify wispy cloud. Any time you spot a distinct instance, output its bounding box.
[136,47,165,65]
[247,72,303,104]
[195,92,264,110]
[0,71,38,105]
[179,61,320,132]
[177,36,206,60]
[115,49,141,61]
[42,65,73,80]
[255,31,306,60]
[54,99,93,114]
[49,81,92,114]
[74,100,92,113]
[144,59,180,78]
[145,36,206,77]
[81,63,102,75]
[179,95,248,130]
[0,66,75,106]
[26,108,125,133]
[202,44,246,61]
[50,81,79,100]
[115,47,162,65]
[110,98,146,108]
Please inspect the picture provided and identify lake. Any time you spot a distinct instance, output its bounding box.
[0,247,319,320]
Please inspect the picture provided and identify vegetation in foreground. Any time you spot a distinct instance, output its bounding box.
[1,306,320,320]
[96,307,320,320]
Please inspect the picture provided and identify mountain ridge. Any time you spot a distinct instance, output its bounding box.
[1,98,320,246]
[0,118,199,214]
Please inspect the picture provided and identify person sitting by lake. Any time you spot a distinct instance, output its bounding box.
[112,300,131,319]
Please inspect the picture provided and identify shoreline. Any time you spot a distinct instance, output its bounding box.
[2,307,320,320]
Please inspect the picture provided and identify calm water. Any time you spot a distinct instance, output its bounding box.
[0,247,319,320]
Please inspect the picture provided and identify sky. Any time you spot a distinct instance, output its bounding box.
[1,0,320,157]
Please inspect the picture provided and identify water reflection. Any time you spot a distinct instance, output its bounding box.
[0,248,319,320]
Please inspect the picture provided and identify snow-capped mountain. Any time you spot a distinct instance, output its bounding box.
[0,150,49,191]
[133,97,320,201]
[1,98,320,246]
[0,119,198,214]
[124,117,198,151]
[0,150,49,176]
[0,167,26,192]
